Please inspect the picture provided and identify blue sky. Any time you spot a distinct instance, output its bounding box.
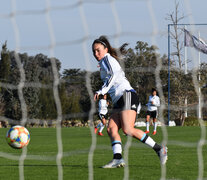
[0,0,207,72]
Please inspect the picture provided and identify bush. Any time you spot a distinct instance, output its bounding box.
[204,121,207,126]
[183,116,200,126]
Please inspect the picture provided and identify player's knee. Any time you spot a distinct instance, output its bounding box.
[107,127,115,136]
[122,129,128,135]
[107,126,111,135]
[102,119,106,125]
[122,127,133,136]
[107,127,118,137]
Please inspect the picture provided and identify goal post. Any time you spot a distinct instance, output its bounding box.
[167,23,207,125]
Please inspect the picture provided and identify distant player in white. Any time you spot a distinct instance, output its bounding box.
[92,35,167,168]
[145,88,160,135]
[95,94,109,136]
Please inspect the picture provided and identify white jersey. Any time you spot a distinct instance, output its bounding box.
[146,95,160,111]
[96,53,133,104]
[98,99,108,115]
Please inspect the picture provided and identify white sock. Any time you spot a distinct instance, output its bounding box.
[140,133,155,148]
[145,136,156,147]
[112,141,122,154]
[97,122,103,129]
[146,122,149,131]
[99,124,105,133]
[154,122,157,132]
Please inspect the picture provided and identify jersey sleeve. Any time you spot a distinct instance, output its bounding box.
[153,97,160,107]
[146,96,151,106]
[96,56,120,95]
[98,100,102,108]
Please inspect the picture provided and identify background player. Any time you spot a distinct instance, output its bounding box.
[145,88,160,135]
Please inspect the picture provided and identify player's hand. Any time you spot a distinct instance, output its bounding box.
[94,93,99,101]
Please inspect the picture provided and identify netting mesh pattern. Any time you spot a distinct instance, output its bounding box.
[0,0,206,180]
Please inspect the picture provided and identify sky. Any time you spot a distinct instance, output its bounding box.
[0,0,207,72]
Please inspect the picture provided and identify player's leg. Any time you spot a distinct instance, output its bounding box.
[152,118,157,135]
[94,123,101,134]
[98,117,106,136]
[121,110,167,165]
[102,116,106,125]
[145,113,150,134]
[152,110,158,135]
[97,122,102,129]
[121,110,145,138]
[95,114,103,134]
[102,113,125,168]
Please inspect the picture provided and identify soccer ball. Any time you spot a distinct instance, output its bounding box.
[6,125,30,149]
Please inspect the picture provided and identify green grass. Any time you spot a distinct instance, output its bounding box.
[0,126,207,180]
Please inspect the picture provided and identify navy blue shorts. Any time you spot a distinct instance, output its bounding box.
[99,113,108,120]
[113,90,139,113]
[146,110,158,118]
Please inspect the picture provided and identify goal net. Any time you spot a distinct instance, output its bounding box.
[0,0,206,180]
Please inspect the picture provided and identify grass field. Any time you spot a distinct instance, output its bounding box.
[0,126,206,180]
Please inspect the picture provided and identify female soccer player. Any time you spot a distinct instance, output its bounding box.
[94,94,109,136]
[145,88,160,135]
[92,36,167,168]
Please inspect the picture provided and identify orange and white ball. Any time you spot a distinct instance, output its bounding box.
[6,125,30,149]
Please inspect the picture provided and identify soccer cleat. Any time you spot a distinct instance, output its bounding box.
[94,127,98,134]
[145,130,149,134]
[98,132,104,136]
[157,145,168,165]
[102,158,125,168]
[152,131,157,135]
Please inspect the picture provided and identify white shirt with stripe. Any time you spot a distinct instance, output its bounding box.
[146,95,160,111]
[96,53,133,104]
[98,99,108,115]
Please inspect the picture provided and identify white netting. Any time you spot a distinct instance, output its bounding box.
[0,0,206,180]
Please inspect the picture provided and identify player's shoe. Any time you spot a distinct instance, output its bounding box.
[98,132,104,136]
[145,130,149,134]
[94,127,98,134]
[152,131,156,135]
[102,158,125,168]
[157,145,168,165]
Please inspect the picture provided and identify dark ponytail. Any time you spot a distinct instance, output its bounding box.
[92,35,128,60]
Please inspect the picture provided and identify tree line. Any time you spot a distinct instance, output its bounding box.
[0,41,206,126]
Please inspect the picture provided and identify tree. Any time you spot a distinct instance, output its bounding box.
[200,63,207,119]
[61,68,91,121]
[38,87,57,119]
[124,41,162,105]
[59,82,71,118]
[32,54,61,120]
[166,1,197,125]
[0,44,62,120]
[68,92,81,114]
[0,41,11,82]
[0,94,4,116]
[0,42,11,117]
[166,1,186,69]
